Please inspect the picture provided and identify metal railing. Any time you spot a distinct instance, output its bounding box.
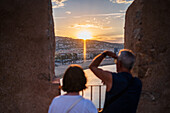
[57,83,105,111]
[81,85,105,111]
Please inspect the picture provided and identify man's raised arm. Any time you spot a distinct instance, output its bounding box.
[89,51,117,91]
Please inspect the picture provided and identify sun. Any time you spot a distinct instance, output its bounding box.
[77,31,93,40]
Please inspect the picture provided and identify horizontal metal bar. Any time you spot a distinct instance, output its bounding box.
[87,84,105,87]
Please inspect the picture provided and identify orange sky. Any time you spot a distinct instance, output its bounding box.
[52,0,133,43]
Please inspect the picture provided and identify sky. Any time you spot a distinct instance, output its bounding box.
[52,0,133,43]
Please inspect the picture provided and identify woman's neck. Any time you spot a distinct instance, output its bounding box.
[66,92,79,95]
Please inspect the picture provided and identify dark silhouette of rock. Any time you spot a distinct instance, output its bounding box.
[0,0,59,112]
[125,0,170,112]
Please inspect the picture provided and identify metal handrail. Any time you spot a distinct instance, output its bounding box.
[82,85,105,111]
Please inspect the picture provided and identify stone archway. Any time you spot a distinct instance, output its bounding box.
[125,0,170,112]
[0,0,59,112]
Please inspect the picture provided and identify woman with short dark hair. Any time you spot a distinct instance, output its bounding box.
[62,65,87,93]
[48,64,97,113]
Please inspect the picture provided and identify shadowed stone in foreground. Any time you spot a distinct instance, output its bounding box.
[0,0,59,113]
[125,0,170,112]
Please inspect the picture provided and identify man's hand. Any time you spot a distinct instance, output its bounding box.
[104,51,118,59]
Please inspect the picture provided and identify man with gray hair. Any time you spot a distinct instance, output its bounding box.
[89,49,142,113]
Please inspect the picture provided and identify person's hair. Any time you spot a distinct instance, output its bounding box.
[118,49,136,70]
[62,64,87,92]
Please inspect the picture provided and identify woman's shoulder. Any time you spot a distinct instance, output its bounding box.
[82,98,98,113]
[82,98,93,103]
[51,95,63,102]
[82,98,96,107]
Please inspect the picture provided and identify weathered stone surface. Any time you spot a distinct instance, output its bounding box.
[125,0,170,112]
[0,0,59,113]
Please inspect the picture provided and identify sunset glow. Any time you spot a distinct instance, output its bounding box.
[77,31,93,40]
[52,0,133,43]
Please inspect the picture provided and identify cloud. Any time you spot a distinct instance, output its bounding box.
[110,0,133,4]
[113,15,123,19]
[54,12,125,20]
[106,21,111,24]
[94,33,124,43]
[84,12,125,17]
[119,9,126,13]
[86,20,90,22]
[102,26,113,30]
[65,11,71,14]
[105,17,110,20]
[52,0,68,8]
[95,33,123,39]
[95,36,124,43]
[73,16,81,18]
[105,38,124,43]
[69,24,112,30]
[54,17,67,19]
[71,12,125,19]
[70,24,100,29]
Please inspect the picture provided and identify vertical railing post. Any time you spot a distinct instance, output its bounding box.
[91,86,93,101]
[82,90,84,96]
[81,85,104,111]
[99,85,101,111]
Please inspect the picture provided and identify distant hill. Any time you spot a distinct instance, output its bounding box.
[56,36,124,50]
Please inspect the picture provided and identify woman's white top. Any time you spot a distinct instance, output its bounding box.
[48,95,98,113]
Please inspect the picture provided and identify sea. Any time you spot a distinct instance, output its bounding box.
[60,64,116,108]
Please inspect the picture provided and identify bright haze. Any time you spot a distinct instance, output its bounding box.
[52,0,133,43]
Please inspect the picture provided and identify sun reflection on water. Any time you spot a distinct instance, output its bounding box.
[83,40,86,62]
[77,30,93,62]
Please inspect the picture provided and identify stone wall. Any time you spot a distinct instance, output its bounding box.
[125,0,170,112]
[0,0,59,113]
